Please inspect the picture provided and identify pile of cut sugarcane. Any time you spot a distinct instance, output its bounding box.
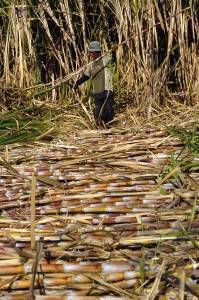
[0,128,199,300]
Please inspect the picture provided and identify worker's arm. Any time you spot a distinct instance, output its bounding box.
[74,74,90,89]
[73,62,91,90]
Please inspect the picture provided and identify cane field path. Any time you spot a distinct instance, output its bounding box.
[0,127,199,300]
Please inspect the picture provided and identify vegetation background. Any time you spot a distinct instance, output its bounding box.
[0,0,198,123]
[1,4,199,300]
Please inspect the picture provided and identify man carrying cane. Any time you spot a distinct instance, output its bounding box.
[73,41,115,126]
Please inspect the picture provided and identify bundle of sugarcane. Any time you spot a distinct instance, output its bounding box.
[0,128,198,299]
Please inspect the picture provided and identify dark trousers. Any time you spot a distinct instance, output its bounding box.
[93,90,115,125]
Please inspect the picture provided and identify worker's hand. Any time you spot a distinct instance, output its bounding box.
[111,44,118,51]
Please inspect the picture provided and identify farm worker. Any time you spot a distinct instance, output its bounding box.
[73,41,115,126]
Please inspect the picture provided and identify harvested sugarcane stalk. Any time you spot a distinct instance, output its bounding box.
[0,128,198,298]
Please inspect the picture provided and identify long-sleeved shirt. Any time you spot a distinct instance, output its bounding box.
[75,54,113,95]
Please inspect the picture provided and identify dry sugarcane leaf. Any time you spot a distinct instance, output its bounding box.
[29,238,44,299]
[6,234,34,260]
[36,175,65,188]
[146,258,167,300]
[86,274,137,298]
[185,173,199,190]
[179,269,185,300]
[156,165,181,189]
[0,156,24,178]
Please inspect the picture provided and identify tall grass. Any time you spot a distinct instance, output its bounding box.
[0,0,198,114]
[0,108,54,144]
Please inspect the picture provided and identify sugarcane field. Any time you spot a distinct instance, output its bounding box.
[0,1,199,300]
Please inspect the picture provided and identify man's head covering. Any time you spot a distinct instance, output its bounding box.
[88,41,101,52]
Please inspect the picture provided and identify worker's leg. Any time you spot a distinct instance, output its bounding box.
[93,98,103,125]
[93,91,115,126]
[101,92,115,124]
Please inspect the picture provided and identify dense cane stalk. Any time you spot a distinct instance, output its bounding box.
[0,0,198,112]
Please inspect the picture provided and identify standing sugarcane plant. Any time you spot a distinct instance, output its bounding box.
[0,0,38,87]
[0,0,198,112]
